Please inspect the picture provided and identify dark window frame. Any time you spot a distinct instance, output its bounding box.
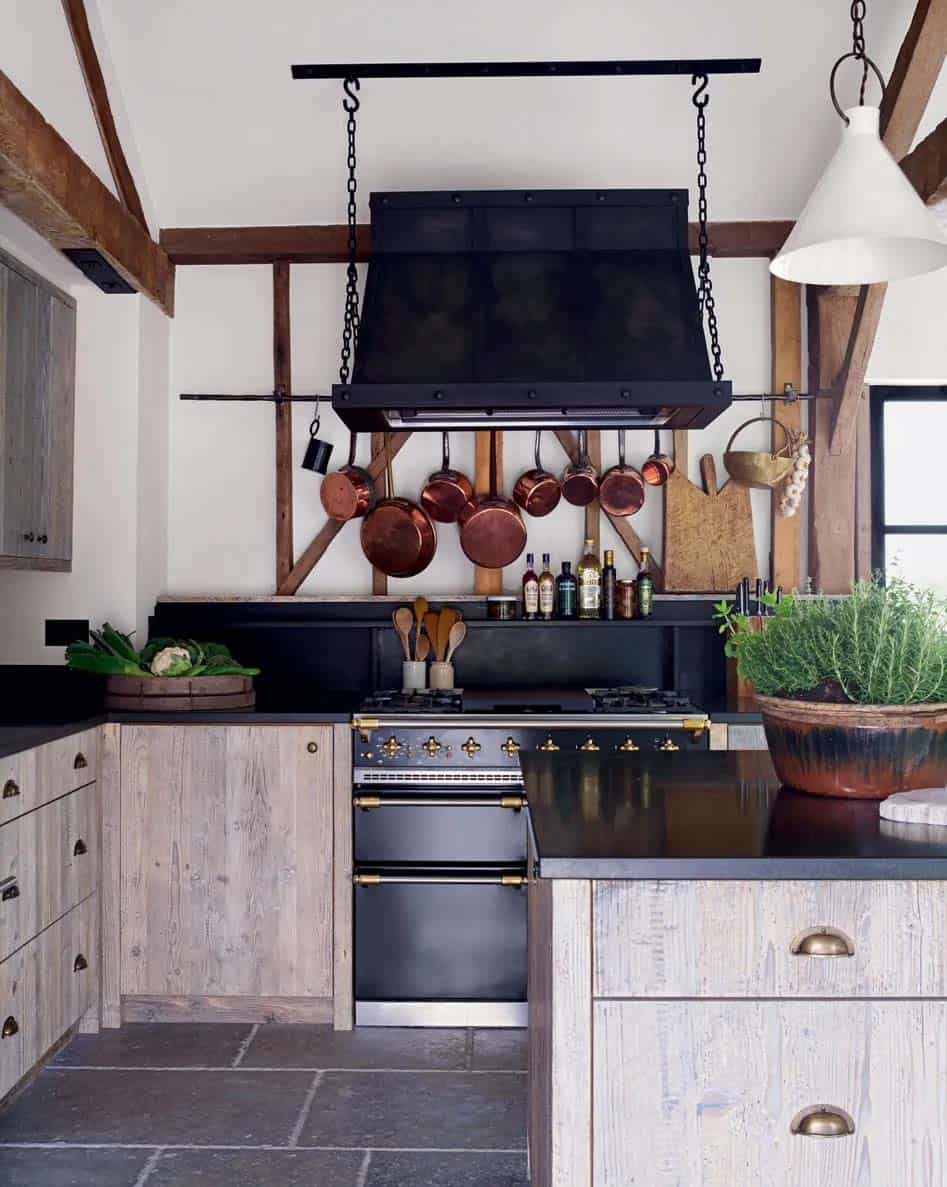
[870,385,947,576]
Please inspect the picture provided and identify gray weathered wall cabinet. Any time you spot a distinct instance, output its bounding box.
[0,248,76,570]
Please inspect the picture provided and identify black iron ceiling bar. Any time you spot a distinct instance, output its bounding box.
[180,392,332,403]
[291,58,762,81]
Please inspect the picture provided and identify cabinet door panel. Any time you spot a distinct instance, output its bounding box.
[36,294,75,563]
[1,264,40,558]
[594,1000,947,1187]
[121,725,333,998]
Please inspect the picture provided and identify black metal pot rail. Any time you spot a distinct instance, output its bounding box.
[291,59,761,80]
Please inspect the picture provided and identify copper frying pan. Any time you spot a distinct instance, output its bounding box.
[599,430,646,517]
[513,431,561,518]
[458,431,527,569]
[360,435,437,578]
[642,429,675,487]
[320,432,376,522]
[560,429,600,507]
[420,433,474,524]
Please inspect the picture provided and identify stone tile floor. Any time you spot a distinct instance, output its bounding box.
[0,1024,529,1186]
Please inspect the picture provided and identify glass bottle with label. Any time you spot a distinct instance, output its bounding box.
[557,561,577,619]
[538,553,555,621]
[601,549,617,620]
[636,547,654,618]
[522,553,539,620]
[577,538,602,620]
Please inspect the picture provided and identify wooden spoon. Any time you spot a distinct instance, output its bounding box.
[416,634,431,662]
[445,620,467,664]
[437,607,461,663]
[412,596,428,659]
[393,607,413,661]
[423,611,441,659]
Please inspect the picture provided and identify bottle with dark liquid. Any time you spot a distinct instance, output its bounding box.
[636,547,654,618]
[539,553,555,621]
[556,561,577,619]
[601,549,617,620]
[522,553,539,621]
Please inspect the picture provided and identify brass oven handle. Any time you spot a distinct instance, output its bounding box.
[1,1016,18,1039]
[353,795,526,810]
[791,1106,855,1137]
[73,953,88,973]
[73,752,88,770]
[0,876,19,902]
[2,780,20,800]
[354,873,525,887]
[791,928,854,958]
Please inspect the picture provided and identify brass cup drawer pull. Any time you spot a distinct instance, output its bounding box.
[73,953,89,973]
[73,752,88,770]
[1,1016,18,1039]
[2,780,20,800]
[0,877,19,902]
[791,927,854,958]
[73,839,88,857]
[791,1105,855,1138]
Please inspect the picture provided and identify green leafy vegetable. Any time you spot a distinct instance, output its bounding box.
[65,627,260,680]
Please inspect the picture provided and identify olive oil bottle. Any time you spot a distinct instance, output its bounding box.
[636,547,654,618]
[577,538,602,620]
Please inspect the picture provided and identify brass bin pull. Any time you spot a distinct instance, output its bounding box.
[353,795,526,810]
[73,954,89,973]
[0,877,19,902]
[791,1106,855,1137]
[354,873,525,888]
[2,780,20,800]
[73,839,88,857]
[1,1016,18,1039]
[791,927,854,958]
[73,752,88,770]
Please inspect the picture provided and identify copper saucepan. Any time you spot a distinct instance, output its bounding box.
[360,434,437,578]
[513,431,561,518]
[420,432,474,524]
[320,432,376,522]
[599,430,646,517]
[560,429,600,507]
[642,429,675,487]
[458,430,527,570]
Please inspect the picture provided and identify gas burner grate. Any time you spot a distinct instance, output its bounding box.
[587,687,702,714]
[359,689,464,714]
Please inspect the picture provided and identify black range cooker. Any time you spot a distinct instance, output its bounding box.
[351,686,709,1027]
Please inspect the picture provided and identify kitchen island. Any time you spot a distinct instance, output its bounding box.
[522,750,947,1187]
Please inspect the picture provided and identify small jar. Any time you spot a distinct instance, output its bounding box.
[486,596,517,621]
[616,579,637,620]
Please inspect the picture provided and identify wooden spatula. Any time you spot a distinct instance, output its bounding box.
[416,634,431,662]
[437,607,460,663]
[392,607,413,661]
[412,596,428,659]
[423,611,441,659]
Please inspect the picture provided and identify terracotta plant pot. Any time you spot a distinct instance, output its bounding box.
[757,694,947,800]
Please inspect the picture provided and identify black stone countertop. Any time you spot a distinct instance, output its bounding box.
[522,750,947,880]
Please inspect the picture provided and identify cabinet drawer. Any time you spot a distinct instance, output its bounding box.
[0,730,97,825]
[0,785,98,962]
[0,896,96,1101]
[593,879,947,998]
[594,999,947,1187]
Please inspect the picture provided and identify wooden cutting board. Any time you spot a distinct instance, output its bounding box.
[663,431,758,592]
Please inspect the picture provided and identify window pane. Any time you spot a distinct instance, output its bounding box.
[883,401,947,526]
[885,534,947,595]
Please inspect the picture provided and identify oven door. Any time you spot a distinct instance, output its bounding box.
[353,791,528,865]
[354,868,527,1026]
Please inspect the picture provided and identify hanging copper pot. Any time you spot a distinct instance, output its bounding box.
[320,432,376,522]
[599,430,646,517]
[513,431,561,518]
[642,429,675,487]
[360,435,437,578]
[458,431,527,569]
[560,429,600,507]
[420,432,474,524]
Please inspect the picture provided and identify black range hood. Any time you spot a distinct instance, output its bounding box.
[332,188,731,431]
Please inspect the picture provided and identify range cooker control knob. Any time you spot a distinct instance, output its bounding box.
[617,737,640,752]
[461,736,482,759]
[538,737,560,752]
[578,737,600,752]
[422,736,443,757]
[501,736,521,757]
[658,737,681,752]
[381,736,404,758]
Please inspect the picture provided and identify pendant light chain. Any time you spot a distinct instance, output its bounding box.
[339,77,361,385]
[850,0,869,103]
[692,74,724,384]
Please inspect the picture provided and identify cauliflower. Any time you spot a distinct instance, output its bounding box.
[150,646,193,677]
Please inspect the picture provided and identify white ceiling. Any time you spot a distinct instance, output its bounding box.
[95,0,943,229]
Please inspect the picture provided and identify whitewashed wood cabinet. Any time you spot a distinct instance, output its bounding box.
[529,875,947,1187]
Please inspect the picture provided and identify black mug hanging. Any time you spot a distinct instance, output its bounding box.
[301,409,333,475]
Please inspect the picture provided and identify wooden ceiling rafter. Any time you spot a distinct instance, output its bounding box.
[60,0,148,230]
[900,115,947,217]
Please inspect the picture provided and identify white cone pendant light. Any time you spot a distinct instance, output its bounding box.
[771,105,947,285]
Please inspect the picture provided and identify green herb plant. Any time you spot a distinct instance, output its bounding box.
[65,624,260,679]
[714,577,947,705]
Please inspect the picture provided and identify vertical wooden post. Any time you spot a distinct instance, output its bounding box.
[807,286,860,593]
[474,430,504,594]
[370,430,388,595]
[770,277,803,591]
[273,262,293,591]
[584,430,602,552]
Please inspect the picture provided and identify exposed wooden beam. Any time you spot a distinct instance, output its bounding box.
[370,430,388,595]
[0,71,173,314]
[769,277,803,591]
[584,431,602,554]
[828,0,947,455]
[273,263,293,590]
[161,220,794,266]
[278,432,411,595]
[901,115,947,216]
[60,0,148,229]
[473,432,504,595]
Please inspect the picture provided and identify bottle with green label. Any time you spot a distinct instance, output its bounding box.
[556,561,577,619]
[636,547,654,618]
